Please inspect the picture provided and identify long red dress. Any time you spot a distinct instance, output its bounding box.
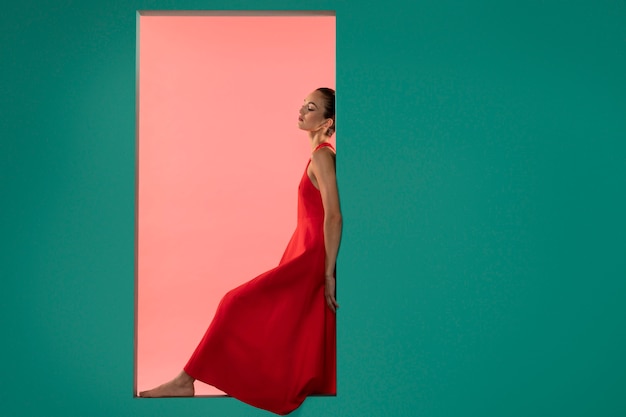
[184,142,337,415]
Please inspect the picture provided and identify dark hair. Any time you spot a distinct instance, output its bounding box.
[316,87,335,136]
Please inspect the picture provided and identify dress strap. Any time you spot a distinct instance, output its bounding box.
[313,142,335,152]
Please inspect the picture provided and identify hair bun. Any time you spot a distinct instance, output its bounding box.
[316,87,335,137]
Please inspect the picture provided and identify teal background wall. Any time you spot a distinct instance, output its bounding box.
[2,1,625,416]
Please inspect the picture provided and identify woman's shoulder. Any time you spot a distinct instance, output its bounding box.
[311,146,336,170]
[312,146,335,160]
[312,142,336,157]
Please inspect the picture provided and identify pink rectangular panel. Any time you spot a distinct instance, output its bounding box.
[136,12,336,396]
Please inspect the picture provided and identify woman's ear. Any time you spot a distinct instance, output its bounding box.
[317,119,331,131]
[325,119,335,136]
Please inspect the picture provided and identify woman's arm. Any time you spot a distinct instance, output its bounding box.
[310,148,342,312]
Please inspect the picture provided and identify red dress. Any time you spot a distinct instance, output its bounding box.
[184,142,337,415]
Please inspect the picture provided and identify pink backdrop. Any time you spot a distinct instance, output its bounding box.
[136,14,336,396]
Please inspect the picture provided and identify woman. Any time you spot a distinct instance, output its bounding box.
[140,88,341,415]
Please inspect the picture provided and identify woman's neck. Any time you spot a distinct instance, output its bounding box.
[309,132,330,151]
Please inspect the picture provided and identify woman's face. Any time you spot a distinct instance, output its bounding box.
[297,90,330,134]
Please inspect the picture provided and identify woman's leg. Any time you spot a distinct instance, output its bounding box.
[139,370,195,397]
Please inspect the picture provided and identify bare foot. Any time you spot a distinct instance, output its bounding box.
[139,371,195,397]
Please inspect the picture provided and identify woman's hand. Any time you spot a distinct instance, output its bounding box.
[325,275,339,313]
